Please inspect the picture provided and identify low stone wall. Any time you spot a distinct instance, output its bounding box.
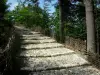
[0,27,15,74]
[65,36,86,53]
[65,36,100,68]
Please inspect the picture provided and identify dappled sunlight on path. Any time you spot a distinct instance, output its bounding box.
[14,26,100,75]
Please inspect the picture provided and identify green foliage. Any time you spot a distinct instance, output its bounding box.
[0,0,13,48]
[5,0,100,41]
[0,0,8,13]
[6,1,50,35]
[50,1,86,40]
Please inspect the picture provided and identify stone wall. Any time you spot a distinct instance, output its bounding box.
[0,27,15,74]
[65,36,86,53]
[64,36,100,68]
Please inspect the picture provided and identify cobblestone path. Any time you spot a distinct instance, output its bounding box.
[14,26,100,75]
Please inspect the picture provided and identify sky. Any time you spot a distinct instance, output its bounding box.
[7,0,18,10]
[7,0,57,13]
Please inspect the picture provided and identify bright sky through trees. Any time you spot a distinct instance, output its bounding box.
[7,0,57,13]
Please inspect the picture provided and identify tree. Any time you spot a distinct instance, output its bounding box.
[0,0,8,19]
[58,0,65,43]
[58,0,64,43]
[84,0,96,53]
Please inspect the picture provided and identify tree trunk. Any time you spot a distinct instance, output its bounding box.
[58,0,65,43]
[84,0,96,53]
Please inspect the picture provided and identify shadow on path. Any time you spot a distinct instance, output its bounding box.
[8,27,100,75]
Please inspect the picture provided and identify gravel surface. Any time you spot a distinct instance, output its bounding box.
[15,26,100,75]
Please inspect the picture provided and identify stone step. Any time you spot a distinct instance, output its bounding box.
[16,54,89,71]
[21,39,56,44]
[15,27,100,75]
[20,32,41,35]
[21,34,43,37]
[21,43,64,49]
[30,32,40,34]
[21,36,51,40]
[19,48,74,57]
[19,65,100,75]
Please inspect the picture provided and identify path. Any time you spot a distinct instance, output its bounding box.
[14,26,100,75]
